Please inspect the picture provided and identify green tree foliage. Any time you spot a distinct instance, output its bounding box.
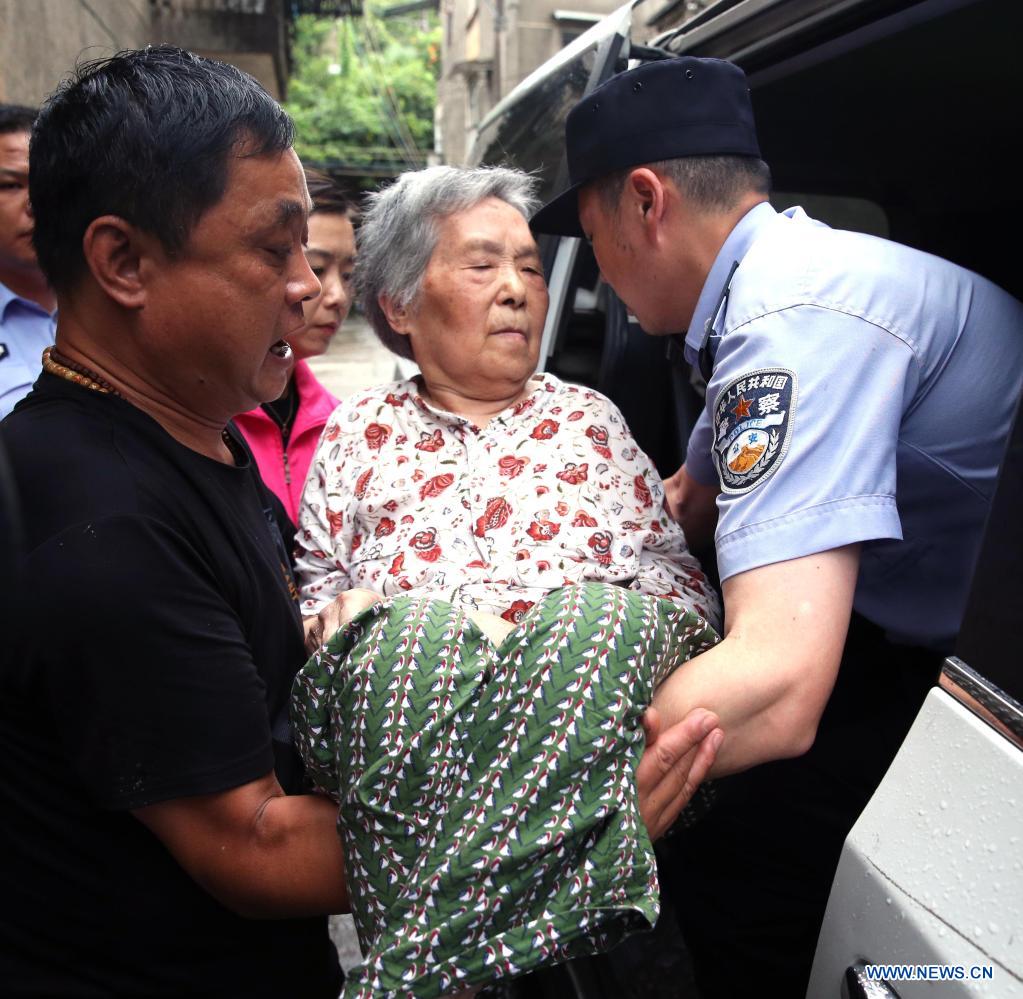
[285,5,440,182]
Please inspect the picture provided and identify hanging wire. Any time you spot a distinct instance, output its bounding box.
[346,23,420,168]
[360,13,425,165]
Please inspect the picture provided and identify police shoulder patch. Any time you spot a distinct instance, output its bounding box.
[712,367,796,494]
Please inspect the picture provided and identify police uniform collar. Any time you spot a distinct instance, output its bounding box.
[0,278,56,322]
[684,201,778,368]
[0,279,18,320]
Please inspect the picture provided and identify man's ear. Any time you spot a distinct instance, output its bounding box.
[81,216,151,310]
[378,294,413,337]
[624,167,668,238]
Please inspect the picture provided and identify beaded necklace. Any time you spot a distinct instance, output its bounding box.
[42,347,118,395]
[40,346,242,462]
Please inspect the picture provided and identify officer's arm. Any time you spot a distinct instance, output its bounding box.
[133,773,349,918]
[663,462,719,552]
[651,544,860,776]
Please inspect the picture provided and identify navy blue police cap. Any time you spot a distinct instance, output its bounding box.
[530,56,760,237]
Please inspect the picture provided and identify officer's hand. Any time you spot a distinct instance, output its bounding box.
[663,464,688,523]
[663,464,720,552]
[637,707,723,841]
[304,588,382,654]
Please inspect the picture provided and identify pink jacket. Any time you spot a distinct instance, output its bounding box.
[234,360,340,524]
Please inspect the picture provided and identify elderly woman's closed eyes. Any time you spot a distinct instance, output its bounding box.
[290,166,722,998]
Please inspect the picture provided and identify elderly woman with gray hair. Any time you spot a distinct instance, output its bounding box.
[291,166,722,998]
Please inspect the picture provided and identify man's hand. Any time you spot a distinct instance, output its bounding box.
[637,706,723,841]
[662,465,687,524]
[304,588,383,655]
[663,463,719,552]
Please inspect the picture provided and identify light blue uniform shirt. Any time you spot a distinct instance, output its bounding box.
[683,203,1023,650]
[0,280,56,420]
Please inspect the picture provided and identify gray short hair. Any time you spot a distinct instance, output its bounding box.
[595,155,771,217]
[358,165,541,360]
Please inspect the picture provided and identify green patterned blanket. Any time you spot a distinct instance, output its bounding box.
[292,582,718,997]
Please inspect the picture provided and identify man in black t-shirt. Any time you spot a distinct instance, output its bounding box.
[0,47,346,997]
[0,46,721,997]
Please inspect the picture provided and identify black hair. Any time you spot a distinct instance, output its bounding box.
[304,167,359,221]
[596,155,772,217]
[29,45,295,292]
[0,104,37,135]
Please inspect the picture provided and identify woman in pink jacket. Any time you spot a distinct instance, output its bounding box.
[236,169,356,522]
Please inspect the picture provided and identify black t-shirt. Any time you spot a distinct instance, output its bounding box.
[0,374,342,997]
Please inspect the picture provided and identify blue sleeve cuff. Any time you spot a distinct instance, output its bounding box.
[715,493,902,581]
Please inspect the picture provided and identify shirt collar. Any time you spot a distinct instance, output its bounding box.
[684,201,779,366]
[411,372,550,431]
[0,280,18,319]
[0,279,55,322]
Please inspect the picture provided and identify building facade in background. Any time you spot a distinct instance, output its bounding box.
[1,0,710,172]
[0,0,298,106]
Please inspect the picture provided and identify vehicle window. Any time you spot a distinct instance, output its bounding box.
[469,3,632,204]
[470,52,595,202]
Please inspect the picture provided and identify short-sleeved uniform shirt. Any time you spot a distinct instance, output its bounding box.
[684,204,1023,650]
[0,280,55,419]
[0,374,342,997]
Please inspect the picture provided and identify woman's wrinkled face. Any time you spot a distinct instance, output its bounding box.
[288,210,356,362]
[387,197,548,404]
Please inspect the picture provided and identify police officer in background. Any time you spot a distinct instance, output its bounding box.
[531,56,1023,997]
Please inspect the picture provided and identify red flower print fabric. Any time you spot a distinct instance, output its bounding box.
[419,473,455,501]
[364,422,391,450]
[474,497,512,537]
[529,419,559,441]
[295,374,720,628]
[498,455,527,478]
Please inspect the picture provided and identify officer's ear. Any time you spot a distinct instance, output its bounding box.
[623,168,667,237]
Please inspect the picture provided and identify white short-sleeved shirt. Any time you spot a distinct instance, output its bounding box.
[683,204,1023,649]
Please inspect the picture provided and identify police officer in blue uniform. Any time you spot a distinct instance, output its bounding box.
[531,56,1023,997]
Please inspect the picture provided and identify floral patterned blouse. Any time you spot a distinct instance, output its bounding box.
[295,373,721,629]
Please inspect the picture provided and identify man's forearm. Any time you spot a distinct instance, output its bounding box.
[134,777,349,919]
[240,791,350,918]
